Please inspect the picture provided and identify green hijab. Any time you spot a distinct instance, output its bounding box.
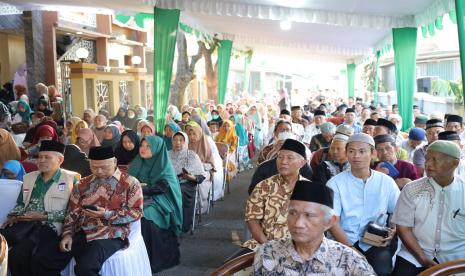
[128,136,183,234]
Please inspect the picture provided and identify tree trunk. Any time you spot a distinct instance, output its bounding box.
[170,32,203,107]
[199,40,218,102]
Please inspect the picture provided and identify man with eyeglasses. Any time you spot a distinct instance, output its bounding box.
[59,146,143,276]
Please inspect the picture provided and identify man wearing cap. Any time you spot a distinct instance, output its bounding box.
[327,133,400,275]
[401,128,426,162]
[341,108,362,134]
[445,114,463,135]
[391,140,465,275]
[373,134,420,189]
[243,139,308,253]
[309,122,336,152]
[291,106,308,128]
[413,119,444,176]
[303,110,326,145]
[59,146,143,275]
[414,114,428,129]
[279,109,305,140]
[362,118,377,137]
[312,134,350,186]
[1,141,80,276]
[437,131,465,177]
[253,181,375,275]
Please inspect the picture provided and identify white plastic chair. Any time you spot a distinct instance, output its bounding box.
[0,180,23,225]
[62,220,151,276]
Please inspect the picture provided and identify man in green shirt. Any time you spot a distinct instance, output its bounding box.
[0,140,79,276]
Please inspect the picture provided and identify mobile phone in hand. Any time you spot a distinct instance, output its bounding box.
[82,204,98,211]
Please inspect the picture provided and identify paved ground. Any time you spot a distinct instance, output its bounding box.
[155,168,254,276]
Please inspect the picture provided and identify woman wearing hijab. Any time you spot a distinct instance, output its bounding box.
[191,114,211,136]
[0,160,26,181]
[112,107,131,128]
[12,100,31,125]
[112,121,125,133]
[215,120,239,182]
[163,122,181,151]
[209,109,223,127]
[83,108,95,127]
[76,128,100,156]
[185,121,225,202]
[64,117,81,145]
[234,111,251,172]
[126,108,138,130]
[0,129,21,170]
[26,124,59,159]
[50,101,64,126]
[91,114,107,142]
[37,99,53,116]
[115,130,140,166]
[128,136,182,273]
[247,104,263,150]
[71,119,88,145]
[169,131,207,233]
[136,106,147,120]
[137,120,155,138]
[101,124,121,149]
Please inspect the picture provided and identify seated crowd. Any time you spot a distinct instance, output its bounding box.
[0,82,464,275]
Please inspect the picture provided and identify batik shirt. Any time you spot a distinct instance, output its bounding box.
[243,174,306,250]
[62,169,143,241]
[253,237,376,275]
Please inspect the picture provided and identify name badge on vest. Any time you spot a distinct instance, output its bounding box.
[58,182,66,191]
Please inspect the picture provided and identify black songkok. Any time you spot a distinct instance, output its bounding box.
[290,180,334,208]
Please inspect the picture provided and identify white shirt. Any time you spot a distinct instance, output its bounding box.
[392,177,465,267]
[400,140,425,163]
[291,123,305,141]
[303,123,321,144]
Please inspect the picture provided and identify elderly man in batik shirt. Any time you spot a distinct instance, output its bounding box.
[254,181,375,275]
[241,139,308,257]
[391,140,465,276]
[1,141,79,276]
[59,146,143,276]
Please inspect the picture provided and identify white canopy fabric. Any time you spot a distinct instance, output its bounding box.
[5,0,455,62]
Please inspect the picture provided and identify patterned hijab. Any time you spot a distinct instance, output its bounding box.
[169,131,205,176]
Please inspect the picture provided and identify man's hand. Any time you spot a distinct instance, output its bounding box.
[1,216,19,229]
[395,178,412,189]
[18,212,47,222]
[60,234,73,252]
[82,206,106,219]
[419,256,438,268]
[380,227,396,247]
[375,162,389,175]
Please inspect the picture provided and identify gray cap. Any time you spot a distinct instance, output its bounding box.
[336,124,354,137]
[347,133,375,147]
[427,140,461,159]
[320,122,336,134]
[333,134,350,142]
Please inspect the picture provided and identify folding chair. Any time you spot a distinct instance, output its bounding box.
[215,142,230,196]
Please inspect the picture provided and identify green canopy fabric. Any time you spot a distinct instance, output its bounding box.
[153,7,180,133]
[217,40,233,104]
[347,63,356,98]
[393,27,417,131]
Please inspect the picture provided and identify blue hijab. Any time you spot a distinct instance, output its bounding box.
[163,122,181,151]
[1,160,26,181]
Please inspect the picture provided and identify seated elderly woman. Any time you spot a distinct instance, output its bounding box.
[215,120,238,182]
[169,132,208,233]
[185,121,224,203]
[128,136,182,273]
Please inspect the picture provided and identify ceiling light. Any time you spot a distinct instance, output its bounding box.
[280,20,292,31]
[76,31,83,35]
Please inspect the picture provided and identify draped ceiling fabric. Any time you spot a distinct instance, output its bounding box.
[153,7,180,133]
[393,27,418,131]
